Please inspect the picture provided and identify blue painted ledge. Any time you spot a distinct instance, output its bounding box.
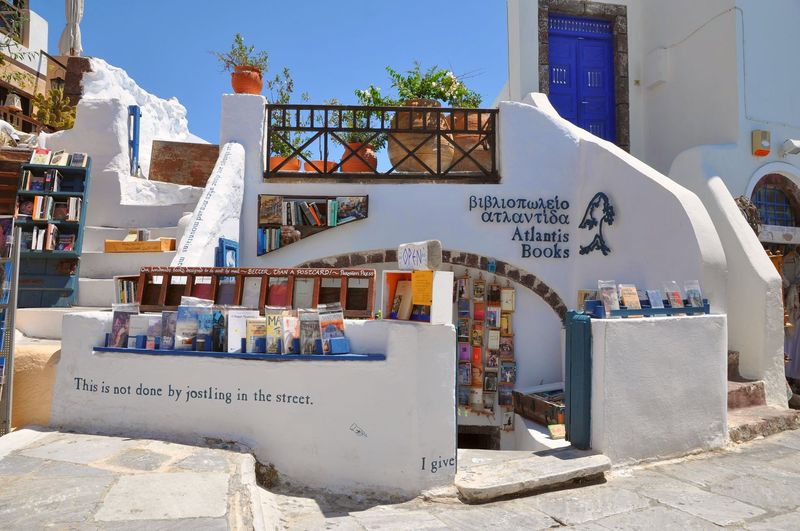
[94,347,386,362]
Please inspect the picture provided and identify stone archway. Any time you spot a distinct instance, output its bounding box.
[297,248,568,320]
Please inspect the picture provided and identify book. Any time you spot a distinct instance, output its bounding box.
[30,147,52,164]
[282,311,300,354]
[336,196,368,224]
[109,305,137,348]
[127,314,152,348]
[50,150,69,166]
[486,306,501,327]
[646,289,664,309]
[500,312,512,336]
[292,277,315,308]
[258,195,284,225]
[457,387,470,406]
[471,322,483,347]
[484,372,498,392]
[548,424,566,440]
[663,281,684,309]
[211,307,227,352]
[216,278,237,305]
[299,309,321,355]
[145,315,162,349]
[483,392,496,411]
[457,317,470,341]
[55,234,76,251]
[487,283,501,304]
[618,284,642,317]
[174,306,200,350]
[458,363,472,386]
[69,152,88,167]
[472,279,485,301]
[501,287,515,312]
[685,280,703,308]
[458,342,470,362]
[52,202,69,221]
[499,336,514,360]
[196,306,214,351]
[390,280,413,320]
[500,362,516,385]
[471,346,482,365]
[471,364,484,387]
[498,388,513,407]
[598,280,620,316]
[487,328,500,350]
[457,298,470,317]
[473,301,485,321]
[456,276,469,300]
[245,318,267,354]
[227,309,260,353]
[265,306,285,354]
[318,303,345,354]
[486,351,499,368]
[160,311,177,349]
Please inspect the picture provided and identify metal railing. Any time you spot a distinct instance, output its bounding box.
[264,103,498,181]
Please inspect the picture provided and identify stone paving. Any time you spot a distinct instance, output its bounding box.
[262,429,800,530]
[0,428,260,530]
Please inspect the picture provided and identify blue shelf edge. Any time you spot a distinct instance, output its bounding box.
[93,346,386,362]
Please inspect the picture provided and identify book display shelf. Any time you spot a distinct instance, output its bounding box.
[135,266,375,318]
[14,158,91,307]
[0,227,21,436]
[257,194,368,255]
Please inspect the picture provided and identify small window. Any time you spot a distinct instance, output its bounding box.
[753,185,797,227]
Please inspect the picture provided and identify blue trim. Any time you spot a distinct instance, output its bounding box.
[128,105,141,175]
[94,346,386,362]
[549,14,613,39]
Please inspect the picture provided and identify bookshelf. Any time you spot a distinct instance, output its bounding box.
[14,159,91,308]
[0,227,21,436]
[257,194,368,255]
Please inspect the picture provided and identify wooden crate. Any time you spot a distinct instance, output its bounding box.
[512,390,565,426]
[104,238,176,253]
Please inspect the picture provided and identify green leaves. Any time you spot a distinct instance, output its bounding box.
[212,33,269,72]
[357,62,482,108]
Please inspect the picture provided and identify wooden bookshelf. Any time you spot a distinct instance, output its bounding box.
[14,159,91,307]
[136,266,376,318]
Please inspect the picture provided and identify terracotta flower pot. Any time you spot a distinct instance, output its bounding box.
[448,109,493,173]
[231,65,263,95]
[388,98,453,173]
[304,160,338,174]
[268,157,300,172]
[340,142,377,173]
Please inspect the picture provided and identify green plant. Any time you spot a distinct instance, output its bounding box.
[0,14,39,89]
[212,33,269,72]
[32,87,75,129]
[327,98,387,151]
[265,67,310,158]
[356,62,482,108]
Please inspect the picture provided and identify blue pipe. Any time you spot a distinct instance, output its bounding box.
[128,105,141,176]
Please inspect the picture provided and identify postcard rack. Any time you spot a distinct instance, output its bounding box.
[135,266,376,318]
[585,299,710,319]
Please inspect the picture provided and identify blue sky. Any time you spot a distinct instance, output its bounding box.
[34,0,509,143]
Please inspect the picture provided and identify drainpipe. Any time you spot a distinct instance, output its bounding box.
[128,105,141,176]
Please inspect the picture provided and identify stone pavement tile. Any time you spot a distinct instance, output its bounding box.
[648,458,747,488]
[98,517,229,530]
[174,450,231,473]
[705,451,800,481]
[766,429,800,451]
[705,473,800,512]
[104,448,172,472]
[353,508,450,530]
[522,484,651,525]
[20,434,138,465]
[745,512,800,530]
[735,441,800,460]
[766,454,800,475]
[0,454,45,475]
[0,474,116,527]
[37,459,117,478]
[589,505,719,530]
[563,524,608,531]
[612,469,765,526]
[432,503,558,530]
[94,471,229,521]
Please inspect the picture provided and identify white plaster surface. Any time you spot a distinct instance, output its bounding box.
[590,315,728,464]
[50,312,457,495]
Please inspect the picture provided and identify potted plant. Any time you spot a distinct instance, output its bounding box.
[358,63,481,172]
[448,91,491,173]
[325,96,386,173]
[265,67,310,172]
[213,33,268,95]
[304,99,339,174]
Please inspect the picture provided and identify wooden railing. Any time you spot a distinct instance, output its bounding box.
[264,103,499,181]
[0,1,24,43]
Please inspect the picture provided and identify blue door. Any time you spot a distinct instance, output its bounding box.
[548,15,616,143]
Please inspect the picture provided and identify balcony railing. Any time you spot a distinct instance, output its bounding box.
[264,103,498,182]
[0,1,24,43]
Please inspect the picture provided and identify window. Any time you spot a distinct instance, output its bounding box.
[753,185,797,227]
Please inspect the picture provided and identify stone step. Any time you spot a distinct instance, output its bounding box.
[82,226,178,253]
[454,448,611,503]
[79,250,175,278]
[15,307,104,340]
[728,405,800,443]
[77,278,117,307]
[728,380,766,410]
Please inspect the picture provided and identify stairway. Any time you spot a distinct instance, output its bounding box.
[727,350,800,443]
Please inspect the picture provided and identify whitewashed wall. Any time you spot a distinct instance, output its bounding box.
[50,312,457,496]
[224,92,728,406]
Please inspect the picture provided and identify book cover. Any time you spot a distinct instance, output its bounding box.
[292,277,315,309]
[500,312,512,336]
[457,318,470,341]
[160,311,177,349]
[500,287,515,312]
[458,362,472,386]
[484,372,498,392]
[487,283,501,304]
[457,387,470,406]
[487,329,500,350]
[499,336,514,360]
[55,234,76,251]
[486,306,501,328]
[17,199,33,218]
[598,280,620,316]
[267,276,289,306]
[245,318,267,354]
[500,362,517,385]
[619,284,641,310]
[455,276,469,300]
[318,303,345,354]
[216,279,237,305]
[483,393,496,411]
[265,306,285,354]
[127,314,152,348]
[470,322,483,347]
[241,277,262,308]
[646,289,664,309]
[457,298,470,317]
[282,312,300,354]
[175,306,200,350]
[258,195,283,225]
[473,301,485,321]
[663,281,684,309]
[110,306,137,348]
[468,387,483,408]
[212,307,227,352]
[52,202,68,221]
[50,151,69,166]
[458,342,470,362]
[390,280,413,320]
[30,147,52,165]
[684,280,703,308]
[471,364,484,387]
[336,196,368,224]
[502,411,515,431]
[69,152,88,167]
[472,279,485,301]
[299,309,321,355]
[498,388,513,407]
[471,346,482,365]
[486,351,499,368]
[227,309,260,353]
[145,314,161,350]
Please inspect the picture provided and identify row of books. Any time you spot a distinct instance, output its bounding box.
[258,195,368,228]
[589,280,704,317]
[108,299,348,356]
[458,361,516,387]
[17,196,82,222]
[29,148,88,167]
[22,225,75,251]
[116,278,137,304]
[21,169,63,192]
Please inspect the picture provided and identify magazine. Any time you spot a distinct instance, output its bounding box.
[318,303,346,354]
[299,309,321,355]
[597,280,620,317]
[265,306,287,354]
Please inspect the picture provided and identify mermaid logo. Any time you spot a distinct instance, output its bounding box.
[578,192,615,256]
